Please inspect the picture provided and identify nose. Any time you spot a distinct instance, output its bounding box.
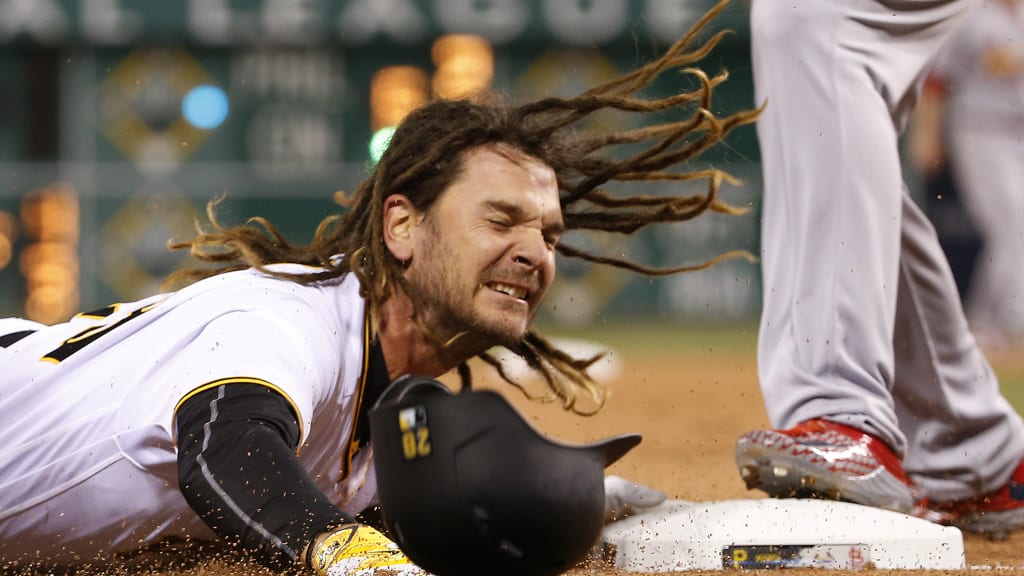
[511,229,550,271]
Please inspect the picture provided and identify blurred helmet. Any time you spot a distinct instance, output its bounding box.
[369,375,640,576]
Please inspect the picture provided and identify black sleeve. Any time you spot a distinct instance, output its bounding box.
[175,383,354,568]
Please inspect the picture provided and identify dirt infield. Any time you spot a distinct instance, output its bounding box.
[499,326,1024,576]
[544,330,1024,573]
[8,324,1024,575]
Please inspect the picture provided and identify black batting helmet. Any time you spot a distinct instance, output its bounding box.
[368,375,641,576]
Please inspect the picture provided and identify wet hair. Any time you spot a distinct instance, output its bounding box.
[166,0,759,414]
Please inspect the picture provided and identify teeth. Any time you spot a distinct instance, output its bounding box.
[491,282,528,300]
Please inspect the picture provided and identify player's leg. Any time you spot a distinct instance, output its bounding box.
[752,0,978,449]
[753,0,898,441]
[739,0,980,512]
[892,188,1024,535]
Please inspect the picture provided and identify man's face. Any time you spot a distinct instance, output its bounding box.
[405,145,563,348]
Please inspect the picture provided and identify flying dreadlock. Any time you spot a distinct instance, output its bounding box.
[166,0,760,414]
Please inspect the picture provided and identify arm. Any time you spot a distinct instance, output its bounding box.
[175,383,352,568]
[175,383,429,575]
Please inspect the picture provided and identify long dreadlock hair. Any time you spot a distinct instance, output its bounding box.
[166,0,760,414]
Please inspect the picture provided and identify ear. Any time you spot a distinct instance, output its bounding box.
[382,194,418,263]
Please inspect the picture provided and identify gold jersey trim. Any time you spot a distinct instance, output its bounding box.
[172,376,305,452]
[339,310,373,481]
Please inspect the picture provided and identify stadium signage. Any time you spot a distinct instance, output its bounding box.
[0,0,717,47]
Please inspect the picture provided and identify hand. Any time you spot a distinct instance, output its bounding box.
[604,475,667,523]
[307,523,431,576]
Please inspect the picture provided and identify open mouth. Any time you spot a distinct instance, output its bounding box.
[486,281,531,302]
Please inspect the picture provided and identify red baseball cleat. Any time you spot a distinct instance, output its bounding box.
[735,419,918,514]
[932,458,1024,538]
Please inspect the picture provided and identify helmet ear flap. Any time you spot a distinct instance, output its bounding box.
[369,379,642,576]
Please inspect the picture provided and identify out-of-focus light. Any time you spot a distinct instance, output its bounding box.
[0,211,14,270]
[20,184,80,323]
[0,235,11,270]
[182,84,229,130]
[369,126,397,165]
[432,34,494,99]
[0,211,16,239]
[370,66,429,132]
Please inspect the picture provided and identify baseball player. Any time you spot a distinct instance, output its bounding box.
[909,0,1024,350]
[736,0,1024,535]
[0,4,749,572]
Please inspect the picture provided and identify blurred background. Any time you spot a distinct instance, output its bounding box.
[0,0,764,328]
[0,0,999,338]
[7,0,1024,483]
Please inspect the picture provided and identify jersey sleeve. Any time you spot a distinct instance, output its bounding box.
[118,293,349,451]
[167,309,328,441]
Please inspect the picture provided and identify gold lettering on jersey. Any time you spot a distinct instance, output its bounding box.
[76,304,119,319]
[64,324,110,345]
[41,303,155,363]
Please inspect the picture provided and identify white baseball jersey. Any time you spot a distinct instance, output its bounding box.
[752,0,1024,500]
[0,266,377,562]
[929,0,1024,339]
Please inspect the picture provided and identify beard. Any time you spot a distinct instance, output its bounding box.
[407,225,532,355]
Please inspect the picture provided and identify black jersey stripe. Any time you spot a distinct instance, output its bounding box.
[0,330,35,348]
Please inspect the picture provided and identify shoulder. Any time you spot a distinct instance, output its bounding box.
[174,267,358,308]
[169,268,365,343]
